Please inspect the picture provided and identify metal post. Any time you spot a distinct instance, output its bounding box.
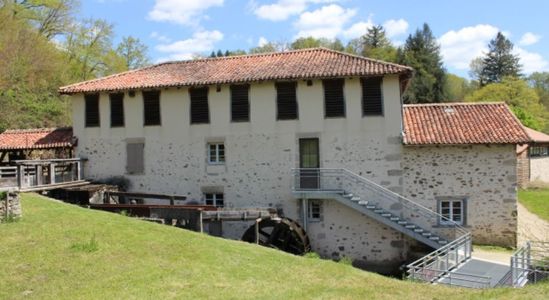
[76,160,82,181]
[255,218,261,244]
[199,210,203,233]
[302,198,308,232]
[17,165,23,189]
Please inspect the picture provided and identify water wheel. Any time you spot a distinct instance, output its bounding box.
[241,217,311,255]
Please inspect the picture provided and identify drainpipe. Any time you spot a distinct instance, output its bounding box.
[302,197,308,231]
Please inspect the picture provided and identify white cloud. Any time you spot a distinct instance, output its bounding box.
[519,32,541,46]
[251,0,339,22]
[438,24,499,70]
[156,30,224,61]
[294,4,356,39]
[148,0,223,26]
[150,31,172,43]
[383,19,408,38]
[515,47,549,74]
[258,36,268,47]
[343,18,374,39]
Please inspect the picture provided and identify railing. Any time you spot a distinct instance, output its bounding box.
[511,241,549,287]
[407,233,474,284]
[291,168,473,287]
[413,268,491,289]
[291,168,468,241]
[14,158,85,190]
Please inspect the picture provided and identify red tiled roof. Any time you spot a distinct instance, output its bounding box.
[0,128,75,150]
[59,48,413,94]
[403,103,530,145]
[524,127,549,144]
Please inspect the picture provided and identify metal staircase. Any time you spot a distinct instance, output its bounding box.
[291,168,473,286]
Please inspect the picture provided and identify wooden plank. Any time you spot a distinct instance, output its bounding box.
[106,191,187,201]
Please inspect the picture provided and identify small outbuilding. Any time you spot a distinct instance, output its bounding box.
[517,127,549,186]
[0,127,76,166]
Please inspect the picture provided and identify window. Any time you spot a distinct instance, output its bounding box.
[110,93,125,127]
[276,82,298,120]
[361,77,383,116]
[308,200,322,221]
[208,143,225,164]
[231,84,250,122]
[190,87,209,124]
[323,79,345,118]
[205,193,224,207]
[143,90,161,126]
[439,199,465,225]
[529,146,549,157]
[85,93,100,127]
[126,141,144,174]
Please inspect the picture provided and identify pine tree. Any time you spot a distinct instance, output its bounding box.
[399,23,447,103]
[478,32,521,85]
[209,51,216,58]
[216,49,223,57]
[359,25,397,62]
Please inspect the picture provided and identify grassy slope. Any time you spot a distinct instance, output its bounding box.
[519,188,549,221]
[0,194,548,299]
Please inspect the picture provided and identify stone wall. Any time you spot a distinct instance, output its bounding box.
[0,191,22,221]
[402,145,517,247]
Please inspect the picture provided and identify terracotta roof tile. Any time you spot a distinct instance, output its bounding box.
[524,127,549,144]
[0,128,75,150]
[403,103,530,145]
[59,48,413,94]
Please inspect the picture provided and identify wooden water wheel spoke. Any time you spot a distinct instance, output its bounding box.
[241,217,311,255]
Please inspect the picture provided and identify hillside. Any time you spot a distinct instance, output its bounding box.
[0,194,547,299]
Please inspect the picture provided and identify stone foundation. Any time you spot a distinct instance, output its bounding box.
[0,191,22,221]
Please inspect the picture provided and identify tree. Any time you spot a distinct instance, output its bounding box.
[466,77,548,131]
[116,36,150,70]
[64,18,116,80]
[528,72,549,110]
[445,74,474,102]
[290,37,344,51]
[249,41,288,54]
[477,32,521,85]
[398,23,447,103]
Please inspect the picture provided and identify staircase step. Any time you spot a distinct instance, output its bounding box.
[381,213,392,217]
[405,224,416,229]
[429,236,440,241]
[438,240,448,245]
[390,216,400,221]
[374,209,384,213]
[366,205,376,209]
[413,228,424,233]
[421,232,432,237]
[397,220,407,225]
[350,197,361,201]
[358,200,368,205]
[343,193,354,198]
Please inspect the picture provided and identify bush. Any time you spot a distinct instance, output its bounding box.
[0,191,6,200]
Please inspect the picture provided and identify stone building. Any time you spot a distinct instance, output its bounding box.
[517,127,549,187]
[59,48,529,272]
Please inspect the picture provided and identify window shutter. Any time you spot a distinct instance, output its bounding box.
[323,79,345,118]
[230,84,250,122]
[110,93,125,127]
[276,82,298,120]
[143,90,161,126]
[190,87,210,124]
[126,142,144,174]
[85,93,100,127]
[362,77,383,116]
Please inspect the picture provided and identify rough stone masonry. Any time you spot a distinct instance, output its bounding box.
[0,190,22,221]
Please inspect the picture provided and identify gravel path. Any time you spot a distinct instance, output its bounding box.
[517,202,549,246]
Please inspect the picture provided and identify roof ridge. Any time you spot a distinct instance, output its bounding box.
[403,102,506,107]
[3,127,72,134]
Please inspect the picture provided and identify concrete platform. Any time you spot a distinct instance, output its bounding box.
[439,258,511,288]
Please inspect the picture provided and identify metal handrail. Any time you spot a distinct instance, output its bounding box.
[291,168,468,237]
[511,241,549,287]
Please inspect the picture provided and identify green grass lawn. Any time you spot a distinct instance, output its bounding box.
[1,194,548,299]
[519,188,549,222]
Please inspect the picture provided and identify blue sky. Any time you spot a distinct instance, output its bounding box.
[83,0,549,77]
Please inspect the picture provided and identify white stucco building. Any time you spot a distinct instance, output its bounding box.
[60,48,530,273]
